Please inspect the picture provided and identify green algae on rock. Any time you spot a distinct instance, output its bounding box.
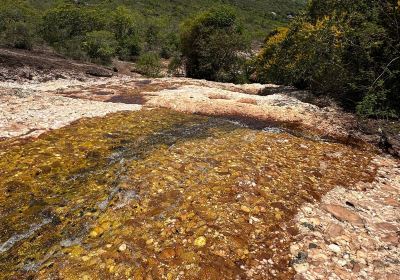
[0,109,375,280]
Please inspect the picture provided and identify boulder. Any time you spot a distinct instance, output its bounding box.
[86,68,113,78]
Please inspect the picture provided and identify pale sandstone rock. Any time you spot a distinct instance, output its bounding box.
[326,223,344,238]
[328,244,341,254]
[323,204,364,226]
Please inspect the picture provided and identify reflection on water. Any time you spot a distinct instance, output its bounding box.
[0,109,375,279]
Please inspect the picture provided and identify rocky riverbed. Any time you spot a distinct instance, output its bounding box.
[0,48,399,279]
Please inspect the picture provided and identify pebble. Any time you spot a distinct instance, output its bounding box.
[118,244,127,252]
[328,244,341,253]
[290,244,300,255]
[194,236,207,247]
[303,206,313,214]
[293,263,309,273]
[240,205,251,213]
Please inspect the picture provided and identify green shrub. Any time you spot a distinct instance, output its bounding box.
[160,32,180,59]
[256,0,400,118]
[0,1,38,49]
[83,31,117,64]
[180,6,249,83]
[55,36,88,60]
[136,52,162,77]
[168,55,184,76]
[145,23,162,52]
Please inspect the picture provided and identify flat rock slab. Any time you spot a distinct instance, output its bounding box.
[0,88,140,138]
[323,204,364,226]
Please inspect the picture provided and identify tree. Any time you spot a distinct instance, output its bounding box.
[41,5,106,46]
[180,6,249,83]
[257,0,400,118]
[110,6,141,59]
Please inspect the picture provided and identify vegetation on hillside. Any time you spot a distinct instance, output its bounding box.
[1,0,399,118]
[0,0,304,73]
[0,1,40,50]
[180,6,248,83]
[256,0,400,118]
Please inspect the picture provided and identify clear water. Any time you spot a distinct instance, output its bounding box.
[0,109,375,279]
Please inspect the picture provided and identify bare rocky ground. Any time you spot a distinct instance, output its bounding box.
[292,156,400,280]
[0,48,399,279]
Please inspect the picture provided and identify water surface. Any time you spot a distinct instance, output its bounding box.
[0,109,375,279]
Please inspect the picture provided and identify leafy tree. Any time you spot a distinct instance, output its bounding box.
[257,0,400,118]
[110,6,141,59]
[180,6,249,83]
[41,5,106,47]
[83,30,117,64]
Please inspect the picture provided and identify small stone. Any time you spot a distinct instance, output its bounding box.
[309,243,318,249]
[82,256,90,262]
[324,204,364,226]
[159,248,176,261]
[293,263,309,273]
[194,236,207,247]
[303,206,313,214]
[375,222,398,232]
[118,244,127,252]
[295,252,308,264]
[328,244,341,253]
[290,244,300,256]
[146,239,154,245]
[240,205,251,213]
[352,262,361,273]
[309,218,320,226]
[356,250,367,261]
[337,259,347,266]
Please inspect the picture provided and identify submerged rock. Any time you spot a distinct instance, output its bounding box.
[194,236,207,247]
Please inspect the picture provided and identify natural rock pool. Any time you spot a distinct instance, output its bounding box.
[0,109,375,279]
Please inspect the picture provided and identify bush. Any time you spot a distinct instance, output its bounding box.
[168,55,184,76]
[0,1,38,49]
[110,6,142,59]
[180,6,249,83]
[136,52,162,77]
[41,5,106,47]
[256,0,400,118]
[83,31,117,64]
[160,32,180,59]
[54,36,88,60]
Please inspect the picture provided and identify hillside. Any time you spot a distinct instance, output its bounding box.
[27,0,307,38]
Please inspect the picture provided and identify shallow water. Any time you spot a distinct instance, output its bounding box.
[0,109,375,279]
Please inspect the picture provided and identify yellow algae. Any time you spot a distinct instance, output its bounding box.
[0,109,376,280]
